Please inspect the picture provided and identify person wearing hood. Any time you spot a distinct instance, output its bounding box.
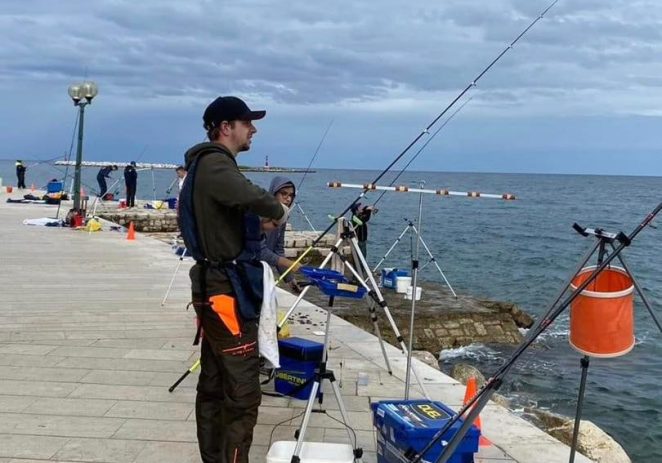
[15,160,27,189]
[261,176,302,293]
[124,161,138,208]
[181,96,288,463]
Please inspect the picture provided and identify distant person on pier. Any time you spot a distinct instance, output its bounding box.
[124,161,138,207]
[96,165,117,198]
[175,165,187,193]
[351,202,376,259]
[15,160,27,189]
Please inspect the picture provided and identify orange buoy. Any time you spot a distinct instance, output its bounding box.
[569,266,635,358]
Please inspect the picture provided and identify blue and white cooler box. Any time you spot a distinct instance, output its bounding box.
[275,337,324,400]
[381,269,409,289]
[371,400,480,463]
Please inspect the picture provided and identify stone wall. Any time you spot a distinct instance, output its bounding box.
[303,284,534,352]
[97,209,178,232]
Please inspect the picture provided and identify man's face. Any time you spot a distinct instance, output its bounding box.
[176,169,186,179]
[276,186,295,207]
[227,119,257,153]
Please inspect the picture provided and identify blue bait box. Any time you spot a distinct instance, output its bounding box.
[275,337,324,400]
[382,269,409,289]
[371,400,480,463]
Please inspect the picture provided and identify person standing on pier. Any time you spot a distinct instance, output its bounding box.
[96,165,117,198]
[15,160,27,189]
[124,161,138,207]
[175,165,187,193]
[180,96,288,463]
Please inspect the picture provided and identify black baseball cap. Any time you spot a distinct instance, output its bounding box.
[203,96,266,130]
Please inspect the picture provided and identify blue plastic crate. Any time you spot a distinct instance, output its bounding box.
[371,400,480,463]
[46,181,63,194]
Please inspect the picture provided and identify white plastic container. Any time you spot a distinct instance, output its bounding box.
[395,276,412,293]
[404,286,422,301]
[267,441,354,463]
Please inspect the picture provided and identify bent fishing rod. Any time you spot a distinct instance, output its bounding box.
[372,96,473,207]
[410,201,662,463]
[276,0,559,284]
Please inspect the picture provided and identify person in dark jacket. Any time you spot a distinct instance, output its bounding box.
[124,161,138,207]
[351,202,376,258]
[184,96,287,463]
[96,165,117,197]
[15,160,27,189]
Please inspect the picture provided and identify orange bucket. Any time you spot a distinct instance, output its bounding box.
[569,266,634,358]
[6,186,13,193]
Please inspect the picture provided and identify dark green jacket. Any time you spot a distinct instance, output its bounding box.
[185,142,283,295]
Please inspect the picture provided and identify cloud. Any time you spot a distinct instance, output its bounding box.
[1,0,661,175]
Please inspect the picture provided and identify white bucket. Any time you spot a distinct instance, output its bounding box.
[395,276,412,294]
[267,441,354,463]
[405,286,422,301]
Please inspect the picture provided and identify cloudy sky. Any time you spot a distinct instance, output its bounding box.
[1,0,662,175]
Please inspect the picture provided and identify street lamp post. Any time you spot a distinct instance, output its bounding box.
[68,81,98,211]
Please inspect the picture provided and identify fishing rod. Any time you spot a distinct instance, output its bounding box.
[275,0,558,285]
[372,96,473,207]
[410,201,662,463]
[292,120,334,232]
[297,119,334,191]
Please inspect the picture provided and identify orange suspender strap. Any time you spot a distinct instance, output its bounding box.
[209,294,241,336]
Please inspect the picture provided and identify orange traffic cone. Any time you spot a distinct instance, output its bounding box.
[126,221,136,241]
[463,377,491,447]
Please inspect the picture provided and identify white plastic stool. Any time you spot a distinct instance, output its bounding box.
[266,441,355,463]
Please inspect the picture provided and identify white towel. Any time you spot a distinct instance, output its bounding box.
[258,261,280,368]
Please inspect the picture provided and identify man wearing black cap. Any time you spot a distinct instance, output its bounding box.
[181,96,288,463]
[124,161,138,208]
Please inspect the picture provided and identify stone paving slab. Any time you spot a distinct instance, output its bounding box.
[0,198,592,463]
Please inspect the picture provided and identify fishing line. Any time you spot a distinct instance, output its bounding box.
[276,0,559,284]
[371,96,473,207]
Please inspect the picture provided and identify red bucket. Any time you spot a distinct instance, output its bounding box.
[569,266,634,358]
[6,186,13,193]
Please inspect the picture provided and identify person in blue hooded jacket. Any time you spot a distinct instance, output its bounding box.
[261,176,302,293]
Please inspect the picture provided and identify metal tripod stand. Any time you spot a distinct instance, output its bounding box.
[372,218,457,298]
[279,217,430,397]
[289,298,362,463]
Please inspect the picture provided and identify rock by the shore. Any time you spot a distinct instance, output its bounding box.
[524,408,631,463]
[305,281,534,352]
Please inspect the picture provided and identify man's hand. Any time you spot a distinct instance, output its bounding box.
[289,280,302,294]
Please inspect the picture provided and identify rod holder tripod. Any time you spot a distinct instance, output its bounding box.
[289,297,362,463]
[278,217,430,398]
[407,202,661,463]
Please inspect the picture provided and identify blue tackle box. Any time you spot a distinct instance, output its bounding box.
[381,269,409,289]
[274,337,324,400]
[371,400,480,463]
